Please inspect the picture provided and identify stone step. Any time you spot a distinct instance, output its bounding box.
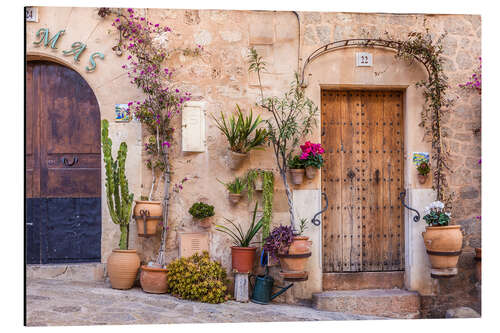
[323,272,404,290]
[312,289,421,319]
[27,263,106,282]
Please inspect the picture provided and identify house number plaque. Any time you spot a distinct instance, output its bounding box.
[356,52,373,67]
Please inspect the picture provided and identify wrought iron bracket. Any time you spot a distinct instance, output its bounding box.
[132,209,162,235]
[311,192,328,226]
[399,190,420,222]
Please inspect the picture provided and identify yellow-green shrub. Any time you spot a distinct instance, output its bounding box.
[166,251,229,304]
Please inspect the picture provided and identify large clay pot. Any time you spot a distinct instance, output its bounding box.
[305,166,318,179]
[278,236,312,274]
[231,246,256,273]
[289,169,305,185]
[475,247,481,282]
[422,225,463,270]
[107,249,141,290]
[140,265,168,294]
[134,201,162,237]
[418,174,428,184]
[228,150,247,170]
[228,193,242,204]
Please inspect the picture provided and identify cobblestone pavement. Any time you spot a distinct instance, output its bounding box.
[26,279,383,326]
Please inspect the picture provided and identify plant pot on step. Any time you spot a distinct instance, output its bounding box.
[475,247,481,282]
[140,265,168,294]
[228,150,247,170]
[134,200,162,237]
[418,174,428,184]
[278,236,312,275]
[289,169,305,185]
[228,193,242,204]
[305,166,318,179]
[107,249,141,290]
[231,246,256,273]
[422,225,463,277]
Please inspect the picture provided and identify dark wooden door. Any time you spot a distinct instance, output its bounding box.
[321,90,404,272]
[26,61,101,264]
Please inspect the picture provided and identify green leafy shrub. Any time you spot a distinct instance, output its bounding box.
[217,176,246,194]
[288,155,305,169]
[166,252,230,304]
[189,202,215,219]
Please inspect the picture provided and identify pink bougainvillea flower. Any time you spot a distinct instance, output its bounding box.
[162,141,171,148]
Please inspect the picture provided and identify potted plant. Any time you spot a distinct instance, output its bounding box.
[299,141,325,179]
[417,161,430,184]
[264,219,311,276]
[288,155,306,185]
[189,202,215,228]
[212,105,268,170]
[215,202,263,273]
[421,201,463,277]
[218,176,246,204]
[101,119,140,290]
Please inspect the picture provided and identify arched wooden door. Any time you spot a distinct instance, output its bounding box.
[26,61,101,264]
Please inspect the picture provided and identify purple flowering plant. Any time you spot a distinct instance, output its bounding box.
[263,225,294,259]
[459,57,481,95]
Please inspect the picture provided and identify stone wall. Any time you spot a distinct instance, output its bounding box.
[26,7,480,317]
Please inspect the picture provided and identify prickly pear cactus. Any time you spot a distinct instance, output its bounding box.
[101,119,134,250]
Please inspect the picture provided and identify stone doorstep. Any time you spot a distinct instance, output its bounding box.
[323,271,404,291]
[312,289,421,319]
[26,263,106,282]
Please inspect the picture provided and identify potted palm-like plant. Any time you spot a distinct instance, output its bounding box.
[218,177,246,204]
[189,202,215,228]
[417,161,430,184]
[421,201,463,277]
[101,120,139,290]
[212,105,268,170]
[215,202,263,273]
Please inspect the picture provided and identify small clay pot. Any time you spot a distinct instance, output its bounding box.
[231,246,256,273]
[228,193,242,204]
[134,201,162,237]
[196,216,213,228]
[254,176,263,191]
[418,174,428,184]
[289,236,312,255]
[289,169,305,185]
[140,265,168,294]
[475,247,481,282]
[107,249,141,290]
[228,150,248,170]
[305,166,318,179]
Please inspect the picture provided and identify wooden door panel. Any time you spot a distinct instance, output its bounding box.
[322,90,404,272]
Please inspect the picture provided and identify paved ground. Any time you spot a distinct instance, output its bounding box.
[26,278,382,326]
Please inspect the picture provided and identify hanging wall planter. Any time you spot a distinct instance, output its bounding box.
[228,150,248,170]
[305,166,318,179]
[140,265,168,294]
[289,169,305,185]
[133,200,162,237]
[228,193,242,204]
[189,202,215,228]
[418,174,428,184]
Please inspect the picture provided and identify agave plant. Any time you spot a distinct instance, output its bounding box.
[215,202,263,247]
[212,104,268,154]
[217,176,246,194]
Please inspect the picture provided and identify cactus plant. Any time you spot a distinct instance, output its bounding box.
[101,119,134,250]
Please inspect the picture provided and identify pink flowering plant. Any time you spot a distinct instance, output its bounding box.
[299,141,325,169]
[102,8,200,266]
[459,57,481,95]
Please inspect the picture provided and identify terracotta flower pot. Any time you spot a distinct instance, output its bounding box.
[278,236,312,274]
[228,193,242,204]
[475,247,481,282]
[140,265,168,294]
[289,169,305,185]
[134,200,162,237]
[196,216,213,228]
[231,246,256,273]
[418,174,428,184]
[107,249,141,290]
[422,225,463,271]
[254,177,263,191]
[305,166,318,179]
[228,150,247,170]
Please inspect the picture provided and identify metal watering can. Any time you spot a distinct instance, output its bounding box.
[250,250,293,305]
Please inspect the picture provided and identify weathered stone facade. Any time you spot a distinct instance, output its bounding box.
[26,7,481,317]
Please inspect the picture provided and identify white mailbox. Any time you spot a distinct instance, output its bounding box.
[182,101,206,152]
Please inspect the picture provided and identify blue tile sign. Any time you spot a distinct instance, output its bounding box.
[412,152,429,166]
[115,104,131,122]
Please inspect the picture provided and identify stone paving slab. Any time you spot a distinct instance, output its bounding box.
[26,278,384,326]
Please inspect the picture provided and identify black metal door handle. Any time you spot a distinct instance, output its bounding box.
[62,156,78,167]
[400,190,421,222]
[311,192,328,226]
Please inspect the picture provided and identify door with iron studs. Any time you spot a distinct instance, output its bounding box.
[321,90,404,272]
